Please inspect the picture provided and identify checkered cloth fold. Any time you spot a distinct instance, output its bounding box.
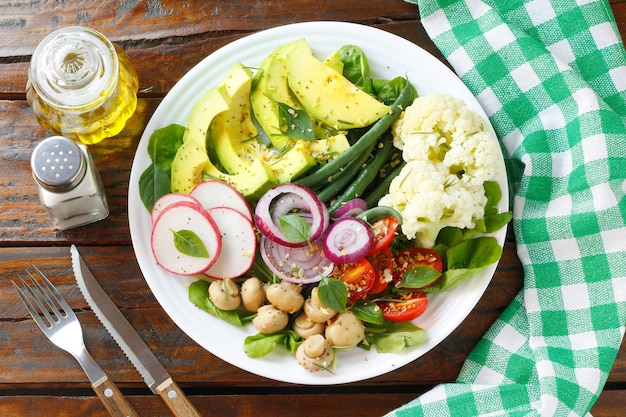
[388,0,626,416]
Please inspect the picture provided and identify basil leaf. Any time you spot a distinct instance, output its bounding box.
[172,229,209,258]
[317,276,347,312]
[276,101,315,141]
[278,214,310,243]
[401,266,441,289]
[352,300,383,325]
[139,163,170,211]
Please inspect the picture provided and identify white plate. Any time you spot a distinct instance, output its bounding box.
[128,21,508,385]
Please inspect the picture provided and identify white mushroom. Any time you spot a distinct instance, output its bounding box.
[324,311,365,351]
[303,287,337,323]
[240,277,266,312]
[208,279,241,311]
[252,305,289,334]
[292,312,325,339]
[266,282,304,313]
[295,334,334,372]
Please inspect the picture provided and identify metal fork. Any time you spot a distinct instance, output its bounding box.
[13,266,140,417]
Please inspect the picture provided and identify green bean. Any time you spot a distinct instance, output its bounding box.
[328,132,394,214]
[316,140,378,203]
[362,160,406,208]
[356,206,403,225]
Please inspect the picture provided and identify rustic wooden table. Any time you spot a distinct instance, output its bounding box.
[1,1,625,416]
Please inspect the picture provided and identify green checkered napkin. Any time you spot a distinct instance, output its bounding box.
[389,0,626,416]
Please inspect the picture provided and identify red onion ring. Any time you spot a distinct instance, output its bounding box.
[255,183,329,248]
[259,235,334,284]
[322,217,373,264]
[331,198,368,219]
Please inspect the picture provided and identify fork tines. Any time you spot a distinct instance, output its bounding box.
[13,266,71,328]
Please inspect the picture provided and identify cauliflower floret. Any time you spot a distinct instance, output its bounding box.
[380,94,502,247]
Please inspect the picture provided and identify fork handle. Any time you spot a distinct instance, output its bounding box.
[93,376,140,417]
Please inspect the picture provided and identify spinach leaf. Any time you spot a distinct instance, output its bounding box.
[244,331,302,358]
[373,77,416,105]
[364,321,426,353]
[139,124,185,211]
[139,163,170,211]
[148,124,185,174]
[339,45,374,93]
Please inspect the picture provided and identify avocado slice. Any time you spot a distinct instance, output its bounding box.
[251,41,305,149]
[286,39,390,130]
[171,64,277,199]
[171,87,230,194]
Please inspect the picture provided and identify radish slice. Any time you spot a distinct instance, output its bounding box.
[323,217,373,264]
[204,206,257,279]
[190,180,253,221]
[255,183,328,248]
[260,235,334,284]
[331,198,368,219]
[151,201,222,275]
[151,193,202,224]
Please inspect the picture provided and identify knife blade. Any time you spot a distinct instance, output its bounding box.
[70,245,202,417]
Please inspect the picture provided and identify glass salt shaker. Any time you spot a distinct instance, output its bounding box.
[26,26,138,145]
[31,136,109,230]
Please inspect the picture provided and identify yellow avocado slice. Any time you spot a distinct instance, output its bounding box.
[171,65,277,199]
[286,39,390,130]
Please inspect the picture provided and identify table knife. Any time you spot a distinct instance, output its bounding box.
[70,245,202,417]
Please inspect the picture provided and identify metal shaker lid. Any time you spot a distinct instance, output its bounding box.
[31,136,86,192]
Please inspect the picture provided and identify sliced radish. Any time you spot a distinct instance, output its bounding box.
[151,193,202,224]
[151,201,222,276]
[204,206,257,279]
[190,180,253,221]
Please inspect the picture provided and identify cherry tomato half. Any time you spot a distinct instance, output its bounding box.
[378,291,429,322]
[392,247,443,289]
[367,216,399,255]
[367,246,394,295]
[331,258,375,304]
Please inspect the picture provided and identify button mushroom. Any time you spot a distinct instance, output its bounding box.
[240,277,266,312]
[292,312,325,339]
[252,304,289,334]
[303,287,337,323]
[295,334,334,372]
[324,311,365,351]
[266,281,304,313]
[208,279,241,311]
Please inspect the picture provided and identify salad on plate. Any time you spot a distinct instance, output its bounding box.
[128,22,511,383]
[137,36,511,374]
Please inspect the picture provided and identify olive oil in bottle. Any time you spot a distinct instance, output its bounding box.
[27,26,139,145]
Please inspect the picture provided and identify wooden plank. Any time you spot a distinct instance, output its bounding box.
[0,389,623,417]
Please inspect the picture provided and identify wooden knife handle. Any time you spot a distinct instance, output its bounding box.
[156,377,202,417]
[92,375,140,417]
